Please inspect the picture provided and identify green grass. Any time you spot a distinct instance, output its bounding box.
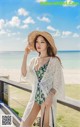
[65,84,80,100]
[57,104,80,127]
[8,84,80,127]
[56,84,80,127]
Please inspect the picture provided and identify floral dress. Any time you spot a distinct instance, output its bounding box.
[34,59,50,105]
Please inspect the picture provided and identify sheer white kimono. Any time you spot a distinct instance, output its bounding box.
[21,56,65,127]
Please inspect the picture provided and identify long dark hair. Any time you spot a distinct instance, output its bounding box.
[34,35,63,67]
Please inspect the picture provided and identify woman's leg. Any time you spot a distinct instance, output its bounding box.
[41,102,50,127]
[20,102,41,127]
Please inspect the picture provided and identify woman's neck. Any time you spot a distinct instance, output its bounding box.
[39,50,48,58]
[39,55,48,58]
[39,53,48,58]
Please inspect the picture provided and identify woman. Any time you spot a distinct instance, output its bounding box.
[20,31,65,127]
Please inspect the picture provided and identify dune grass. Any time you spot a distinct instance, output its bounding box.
[8,84,80,127]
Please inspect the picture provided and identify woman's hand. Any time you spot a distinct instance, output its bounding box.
[25,44,33,56]
[44,94,53,108]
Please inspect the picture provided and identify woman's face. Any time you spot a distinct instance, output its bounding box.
[35,36,47,53]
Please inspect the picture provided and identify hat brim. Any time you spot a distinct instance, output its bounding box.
[28,31,57,55]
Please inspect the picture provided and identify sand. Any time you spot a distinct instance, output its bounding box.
[0,68,80,84]
[0,69,21,82]
[63,69,80,84]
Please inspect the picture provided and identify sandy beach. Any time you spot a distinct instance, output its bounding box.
[0,68,80,84]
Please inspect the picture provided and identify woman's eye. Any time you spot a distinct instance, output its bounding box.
[36,41,45,43]
[41,41,45,43]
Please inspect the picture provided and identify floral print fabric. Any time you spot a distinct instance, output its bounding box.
[34,59,50,105]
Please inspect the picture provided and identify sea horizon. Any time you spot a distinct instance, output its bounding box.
[0,50,80,52]
[0,50,80,69]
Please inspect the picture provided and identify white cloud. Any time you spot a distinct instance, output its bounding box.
[62,31,72,36]
[7,33,11,37]
[11,32,17,36]
[16,37,21,40]
[77,25,80,29]
[37,16,50,23]
[9,16,20,27]
[20,24,28,29]
[0,29,6,35]
[0,19,5,29]
[47,26,56,31]
[36,0,47,2]
[53,30,61,37]
[73,33,79,38]
[23,16,35,24]
[18,8,29,16]
[0,28,21,37]
[7,31,21,37]
[47,26,61,37]
[6,29,11,33]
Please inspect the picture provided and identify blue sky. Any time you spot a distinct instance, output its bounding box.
[0,0,80,51]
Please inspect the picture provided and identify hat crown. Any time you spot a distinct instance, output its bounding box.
[28,31,57,55]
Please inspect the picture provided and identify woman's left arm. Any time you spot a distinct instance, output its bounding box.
[44,88,56,107]
[51,58,65,100]
[45,58,65,106]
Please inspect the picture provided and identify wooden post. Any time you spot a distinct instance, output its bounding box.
[0,81,4,102]
[0,75,9,105]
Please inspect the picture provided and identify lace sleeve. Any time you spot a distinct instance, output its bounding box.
[20,57,35,83]
[53,58,65,100]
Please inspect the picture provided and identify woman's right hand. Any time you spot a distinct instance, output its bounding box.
[25,44,32,56]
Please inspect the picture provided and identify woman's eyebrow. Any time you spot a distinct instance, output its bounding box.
[36,39,45,42]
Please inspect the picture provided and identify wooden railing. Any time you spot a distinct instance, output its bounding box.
[0,77,80,127]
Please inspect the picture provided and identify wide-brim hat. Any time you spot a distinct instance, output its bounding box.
[28,31,57,55]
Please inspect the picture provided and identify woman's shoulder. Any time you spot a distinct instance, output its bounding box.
[51,56,60,63]
[30,57,36,63]
[51,56,62,68]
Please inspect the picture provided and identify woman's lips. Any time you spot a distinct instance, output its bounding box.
[37,47,41,49]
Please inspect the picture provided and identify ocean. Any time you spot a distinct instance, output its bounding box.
[0,51,80,69]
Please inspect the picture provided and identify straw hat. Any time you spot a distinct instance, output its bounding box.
[28,31,57,55]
